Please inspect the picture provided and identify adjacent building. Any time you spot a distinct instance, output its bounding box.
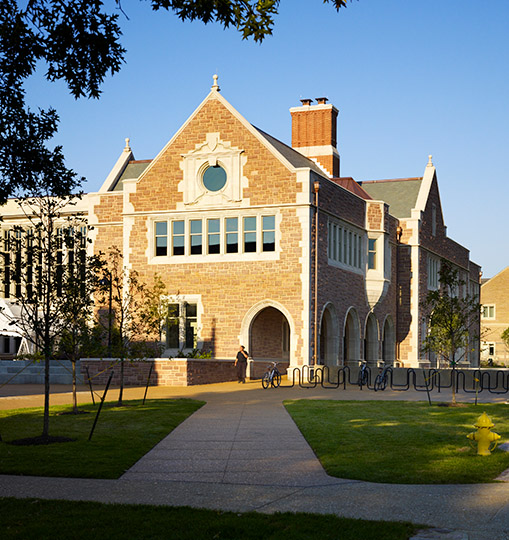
[481,267,509,366]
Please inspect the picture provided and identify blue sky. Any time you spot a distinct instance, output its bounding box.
[25,0,508,278]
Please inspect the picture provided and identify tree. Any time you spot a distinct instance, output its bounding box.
[138,274,176,345]
[152,1,352,42]
[57,249,105,413]
[1,1,352,200]
[502,328,509,352]
[421,259,481,403]
[0,0,123,201]
[98,247,160,406]
[0,188,88,439]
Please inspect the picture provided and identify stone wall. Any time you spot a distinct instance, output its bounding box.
[81,358,289,387]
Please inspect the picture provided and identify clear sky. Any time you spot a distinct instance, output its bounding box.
[24,0,509,278]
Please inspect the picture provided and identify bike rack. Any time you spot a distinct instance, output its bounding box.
[268,364,509,396]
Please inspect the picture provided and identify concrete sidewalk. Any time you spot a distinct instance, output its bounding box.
[0,382,508,540]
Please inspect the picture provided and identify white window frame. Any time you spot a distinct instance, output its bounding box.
[162,295,203,353]
[481,304,496,320]
[149,211,280,264]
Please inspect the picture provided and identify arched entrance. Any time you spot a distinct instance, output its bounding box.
[249,306,290,361]
[343,308,360,366]
[319,304,339,366]
[365,313,379,367]
[382,316,395,366]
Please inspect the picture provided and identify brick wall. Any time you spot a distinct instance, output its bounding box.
[481,267,509,365]
[315,188,397,365]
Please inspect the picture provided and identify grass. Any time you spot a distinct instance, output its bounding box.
[0,498,420,540]
[284,400,509,484]
[0,399,204,478]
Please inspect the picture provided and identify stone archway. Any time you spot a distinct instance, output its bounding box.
[319,303,339,366]
[365,313,379,367]
[244,305,292,362]
[343,308,360,366]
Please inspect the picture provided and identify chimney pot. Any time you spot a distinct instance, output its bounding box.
[316,97,328,105]
[300,98,313,106]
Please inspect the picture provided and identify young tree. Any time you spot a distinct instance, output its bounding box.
[0,189,88,439]
[57,247,105,413]
[501,328,509,360]
[421,259,481,403]
[98,247,157,406]
[138,274,177,345]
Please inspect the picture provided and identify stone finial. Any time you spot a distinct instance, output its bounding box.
[211,74,220,92]
[124,137,131,152]
[427,154,433,167]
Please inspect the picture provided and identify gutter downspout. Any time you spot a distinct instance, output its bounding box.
[313,181,320,366]
[396,225,403,363]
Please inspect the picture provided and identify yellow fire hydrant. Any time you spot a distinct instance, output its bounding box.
[467,412,501,456]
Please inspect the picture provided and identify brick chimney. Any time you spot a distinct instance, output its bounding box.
[290,98,340,178]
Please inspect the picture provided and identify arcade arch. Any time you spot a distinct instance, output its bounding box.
[365,313,379,366]
[319,303,339,366]
[382,316,395,365]
[343,308,360,366]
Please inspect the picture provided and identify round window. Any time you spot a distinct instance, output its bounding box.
[203,165,227,192]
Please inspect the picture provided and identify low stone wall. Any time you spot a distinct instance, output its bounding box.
[81,358,239,387]
[80,358,291,387]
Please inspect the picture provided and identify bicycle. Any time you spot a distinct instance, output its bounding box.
[374,362,390,391]
[357,360,368,389]
[261,361,281,389]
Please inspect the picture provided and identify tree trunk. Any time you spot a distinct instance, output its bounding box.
[450,353,457,405]
[118,357,124,406]
[72,359,78,413]
[42,351,50,437]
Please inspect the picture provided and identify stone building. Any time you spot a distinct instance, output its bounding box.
[0,77,481,376]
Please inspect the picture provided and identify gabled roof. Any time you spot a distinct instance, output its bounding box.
[359,178,422,218]
[481,266,509,286]
[255,128,325,176]
[99,84,329,193]
[128,82,331,188]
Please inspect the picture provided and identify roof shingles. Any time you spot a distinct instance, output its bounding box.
[359,178,422,218]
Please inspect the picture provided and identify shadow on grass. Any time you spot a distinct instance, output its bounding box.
[0,398,204,478]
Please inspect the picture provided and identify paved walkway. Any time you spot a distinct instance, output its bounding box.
[0,382,508,540]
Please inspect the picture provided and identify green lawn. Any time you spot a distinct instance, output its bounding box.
[0,399,204,478]
[284,400,509,484]
[0,498,419,540]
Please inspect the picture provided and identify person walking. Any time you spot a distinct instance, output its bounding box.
[235,345,249,383]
